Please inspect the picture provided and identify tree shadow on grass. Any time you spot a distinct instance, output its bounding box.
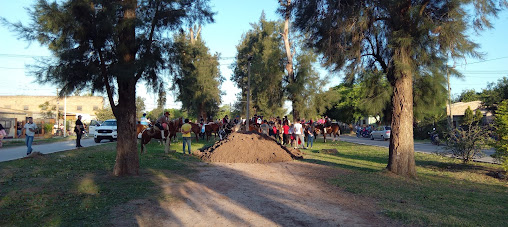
[301,157,382,173]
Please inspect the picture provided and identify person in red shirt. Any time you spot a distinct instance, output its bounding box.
[282,121,290,145]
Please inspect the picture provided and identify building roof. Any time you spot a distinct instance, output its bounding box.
[447,101,491,116]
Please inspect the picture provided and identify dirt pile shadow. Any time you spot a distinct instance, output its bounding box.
[198,131,302,163]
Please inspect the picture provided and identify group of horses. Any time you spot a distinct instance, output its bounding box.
[135,117,341,154]
[136,118,234,154]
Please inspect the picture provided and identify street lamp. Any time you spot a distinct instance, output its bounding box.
[246,55,252,131]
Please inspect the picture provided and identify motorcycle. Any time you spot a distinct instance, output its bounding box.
[429,129,440,146]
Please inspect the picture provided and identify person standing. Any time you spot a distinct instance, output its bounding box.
[181,119,192,155]
[306,125,315,149]
[260,120,270,136]
[294,118,305,149]
[282,122,290,145]
[23,117,38,155]
[0,124,6,148]
[75,115,84,148]
[222,115,229,125]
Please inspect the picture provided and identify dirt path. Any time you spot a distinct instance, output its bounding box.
[110,161,390,226]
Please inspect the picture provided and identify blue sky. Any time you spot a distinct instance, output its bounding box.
[1,1,507,111]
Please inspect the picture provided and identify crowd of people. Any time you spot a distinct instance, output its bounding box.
[241,114,337,149]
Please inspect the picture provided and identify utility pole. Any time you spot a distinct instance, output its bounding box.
[56,89,60,133]
[246,56,252,131]
[447,65,453,130]
[64,96,67,137]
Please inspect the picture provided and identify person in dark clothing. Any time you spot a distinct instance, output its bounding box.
[75,115,84,148]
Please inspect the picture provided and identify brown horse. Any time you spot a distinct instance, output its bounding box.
[140,128,170,154]
[169,118,183,142]
[136,123,148,138]
[189,122,201,142]
[205,122,222,141]
[315,123,340,143]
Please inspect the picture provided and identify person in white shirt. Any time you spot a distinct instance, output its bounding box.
[293,118,305,149]
[23,117,38,155]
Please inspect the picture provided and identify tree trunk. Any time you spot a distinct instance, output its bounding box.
[113,0,139,176]
[113,80,139,176]
[280,0,298,120]
[387,67,416,177]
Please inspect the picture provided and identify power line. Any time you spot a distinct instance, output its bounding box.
[455,56,508,66]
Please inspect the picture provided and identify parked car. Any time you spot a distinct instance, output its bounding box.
[87,120,103,136]
[370,126,391,141]
[94,119,117,143]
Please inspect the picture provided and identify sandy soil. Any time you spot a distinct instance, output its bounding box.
[109,161,391,227]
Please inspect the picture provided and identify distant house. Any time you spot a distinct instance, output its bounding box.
[356,116,380,126]
[0,96,104,138]
[446,100,492,126]
[0,95,103,120]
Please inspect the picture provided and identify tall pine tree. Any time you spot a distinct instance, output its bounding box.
[5,0,214,175]
[171,29,223,120]
[292,0,505,177]
[231,13,286,118]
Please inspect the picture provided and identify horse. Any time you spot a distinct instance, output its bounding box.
[139,127,170,154]
[169,118,183,142]
[314,123,340,143]
[136,123,148,138]
[189,122,201,142]
[205,122,222,141]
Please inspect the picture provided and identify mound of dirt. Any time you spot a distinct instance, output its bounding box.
[320,149,339,154]
[199,131,302,163]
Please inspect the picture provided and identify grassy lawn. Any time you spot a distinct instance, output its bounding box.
[301,140,508,227]
[1,136,78,148]
[1,135,506,226]
[0,138,215,226]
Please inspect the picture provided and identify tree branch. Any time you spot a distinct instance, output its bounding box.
[98,49,118,115]
[135,1,160,81]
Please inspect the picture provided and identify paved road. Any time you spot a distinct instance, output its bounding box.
[336,135,497,164]
[0,138,112,162]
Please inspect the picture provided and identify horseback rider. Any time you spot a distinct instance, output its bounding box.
[140,113,150,126]
[155,112,170,139]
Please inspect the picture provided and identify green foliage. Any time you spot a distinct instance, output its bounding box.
[95,106,115,121]
[313,88,340,119]
[481,77,508,112]
[4,0,214,174]
[445,124,492,163]
[323,84,362,123]
[38,101,56,119]
[135,96,146,119]
[146,108,164,122]
[357,70,392,123]
[231,13,286,117]
[289,47,324,120]
[215,105,231,121]
[463,106,474,125]
[474,109,484,123]
[493,100,508,171]
[457,89,480,102]
[171,30,223,120]
[146,108,188,122]
[413,71,448,122]
[291,0,504,174]
[43,123,53,134]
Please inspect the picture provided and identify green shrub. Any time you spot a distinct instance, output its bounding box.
[493,100,508,171]
[43,123,53,135]
[445,124,491,163]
